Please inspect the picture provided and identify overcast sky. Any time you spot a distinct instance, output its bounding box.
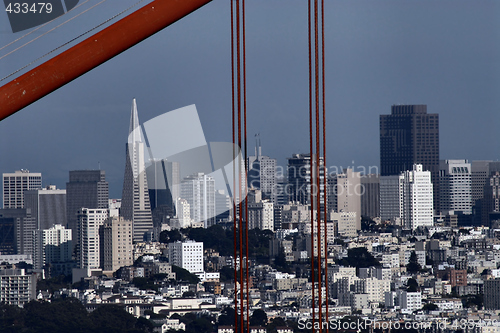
[1,0,499,199]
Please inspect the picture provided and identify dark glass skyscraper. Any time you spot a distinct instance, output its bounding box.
[66,170,109,242]
[380,105,439,211]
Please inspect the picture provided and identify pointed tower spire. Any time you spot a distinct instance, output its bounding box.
[129,99,142,143]
[122,99,153,242]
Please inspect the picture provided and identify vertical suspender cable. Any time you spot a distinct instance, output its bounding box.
[307,0,317,331]
[321,0,329,326]
[314,0,323,330]
[230,1,239,332]
[242,1,251,331]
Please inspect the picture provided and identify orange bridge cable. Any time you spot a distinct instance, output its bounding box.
[314,0,323,329]
[307,0,316,330]
[235,1,245,330]
[321,0,329,326]
[242,0,250,331]
[230,0,239,331]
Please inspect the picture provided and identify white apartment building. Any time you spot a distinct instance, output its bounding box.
[399,290,422,313]
[168,240,203,274]
[380,164,433,229]
[2,170,42,209]
[180,173,216,228]
[439,159,472,214]
[403,164,434,229]
[170,198,192,229]
[354,277,390,303]
[77,208,108,269]
[248,200,274,231]
[330,211,357,237]
[33,224,72,269]
[0,269,36,307]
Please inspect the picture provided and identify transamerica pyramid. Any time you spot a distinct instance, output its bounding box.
[121,99,153,242]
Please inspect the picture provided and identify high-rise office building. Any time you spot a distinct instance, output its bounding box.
[2,170,42,209]
[379,175,404,223]
[483,172,500,226]
[0,208,25,254]
[66,170,108,245]
[146,159,180,212]
[360,174,380,219]
[439,160,472,215]
[180,173,215,228]
[24,186,66,231]
[0,208,33,255]
[328,169,362,230]
[121,99,154,242]
[248,142,278,204]
[287,154,325,207]
[471,161,500,225]
[380,105,439,211]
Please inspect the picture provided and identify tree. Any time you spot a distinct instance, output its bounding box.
[339,247,380,268]
[422,303,438,311]
[218,307,235,326]
[250,309,267,327]
[407,278,419,292]
[172,265,200,284]
[406,251,422,273]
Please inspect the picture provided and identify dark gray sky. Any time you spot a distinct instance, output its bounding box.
[1,0,499,199]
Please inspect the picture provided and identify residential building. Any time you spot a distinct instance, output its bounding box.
[380,164,433,229]
[329,168,362,230]
[0,269,36,307]
[168,240,203,274]
[248,198,274,231]
[77,208,108,269]
[180,173,216,228]
[100,216,133,272]
[33,224,72,269]
[399,290,422,313]
[331,211,357,238]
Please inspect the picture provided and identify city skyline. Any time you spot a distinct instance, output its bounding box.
[1,0,499,198]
